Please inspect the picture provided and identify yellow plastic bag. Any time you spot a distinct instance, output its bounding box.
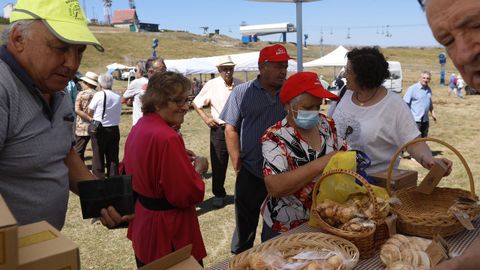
[308,151,389,228]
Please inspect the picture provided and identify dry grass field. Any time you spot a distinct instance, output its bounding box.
[23,26,478,269]
[65,94,480,269]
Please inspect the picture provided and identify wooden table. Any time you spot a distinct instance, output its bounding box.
[208,219,480,270]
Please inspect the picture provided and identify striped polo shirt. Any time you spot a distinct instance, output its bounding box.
[220,77,287,178]
[0,45,74,229]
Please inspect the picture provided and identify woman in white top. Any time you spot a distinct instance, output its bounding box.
[331,47,452,175]
[123,60,149,126]
[88,74,123,179]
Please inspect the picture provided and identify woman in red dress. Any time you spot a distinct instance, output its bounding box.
[122,72,208,267]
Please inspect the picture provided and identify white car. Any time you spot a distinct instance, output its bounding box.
[121,68,136,81]
[383,61,403,93]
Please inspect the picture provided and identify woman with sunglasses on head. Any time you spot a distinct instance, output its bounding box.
[122,60,149,126]
[331,47,452,175]
[121,72,208,268]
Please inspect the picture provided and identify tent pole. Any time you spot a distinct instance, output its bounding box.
[296,1,303,72]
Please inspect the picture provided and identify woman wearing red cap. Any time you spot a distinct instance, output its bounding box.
[260,71,347,240]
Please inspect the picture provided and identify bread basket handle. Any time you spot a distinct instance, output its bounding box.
[385,137,475,196]
[312,168,380,221]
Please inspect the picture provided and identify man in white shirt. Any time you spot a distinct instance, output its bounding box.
[192,56,242,207]
[88,74,122,179]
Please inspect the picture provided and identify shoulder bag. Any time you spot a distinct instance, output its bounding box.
[88,91,107,135]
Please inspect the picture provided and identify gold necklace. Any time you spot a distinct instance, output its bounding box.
[354,88,379,106]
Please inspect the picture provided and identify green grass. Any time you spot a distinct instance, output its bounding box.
[7,24,478,269]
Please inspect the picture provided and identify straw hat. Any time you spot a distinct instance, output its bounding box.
[216,55,236,67]
[80,71,98,87]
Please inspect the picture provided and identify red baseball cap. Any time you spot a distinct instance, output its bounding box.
[280,72,339,104]
[258,44,293,64]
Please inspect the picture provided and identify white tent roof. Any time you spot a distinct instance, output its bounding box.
[303,45,349,68]
[106,63,129,70]
[165,51,297,75]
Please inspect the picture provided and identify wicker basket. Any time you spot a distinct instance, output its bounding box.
[228,232,359,270]
[311,169,384,259]
[386,137,480,238]
[373,221,390,249]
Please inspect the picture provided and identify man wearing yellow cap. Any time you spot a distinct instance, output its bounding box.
[0,0,129,230]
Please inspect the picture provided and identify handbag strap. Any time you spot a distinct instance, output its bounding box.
[101,91,106,120]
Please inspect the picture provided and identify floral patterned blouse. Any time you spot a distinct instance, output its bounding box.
[261,113,346,232]
[74,88,96,136]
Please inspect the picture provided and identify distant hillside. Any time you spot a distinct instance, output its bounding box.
[0,24,456,87]
[82,26,292,73]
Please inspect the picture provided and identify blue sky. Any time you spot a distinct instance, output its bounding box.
[1,0,440,47]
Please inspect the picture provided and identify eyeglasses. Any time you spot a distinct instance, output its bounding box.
[168,96,190,107]
[219,67,234,73]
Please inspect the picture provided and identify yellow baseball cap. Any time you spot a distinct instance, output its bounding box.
[10,0,104,52]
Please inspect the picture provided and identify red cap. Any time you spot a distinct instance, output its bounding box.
[280,72,339,104]
[258,44,293,64]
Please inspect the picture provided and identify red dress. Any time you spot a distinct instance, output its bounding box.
[123,113,206,264]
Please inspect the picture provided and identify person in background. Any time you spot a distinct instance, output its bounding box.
[220,44,291,254]
[192,55,242,208]
[331,47,452,175]
[192,77,202,96]
[0,0,129,230]
[448,73,458,97]
[403,71,437,138]
[65,72,81,110]
[74,71,98,161]
[122,60,148,126]
[122,72,208,267]
[456,75,465,98]
[420,0,480,268]
[87,74,122,179]
[146,56,167,78]
[327,70,347,116]
[261,72,345,241]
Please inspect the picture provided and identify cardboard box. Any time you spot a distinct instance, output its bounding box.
[0,194,18,270]
[369,169,418,191]
[17,221,79,270]
[139,245,203,270]
[417,161,448,194]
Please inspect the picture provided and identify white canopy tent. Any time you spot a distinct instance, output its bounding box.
[106,63,130,70]
[303,45,349,68]
[165,51,298,79]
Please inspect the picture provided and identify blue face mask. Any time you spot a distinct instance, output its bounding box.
[293,109,319,129]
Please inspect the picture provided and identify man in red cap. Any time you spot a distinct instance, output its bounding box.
[220,44,291,253]
[260,71,346,240]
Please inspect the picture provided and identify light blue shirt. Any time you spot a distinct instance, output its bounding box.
[403,82,432,123]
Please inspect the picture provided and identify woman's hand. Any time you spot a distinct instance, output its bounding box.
[421,156,453,176]
[99,206,134,229]
[186,149,196,159]
[193,156,209,174]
